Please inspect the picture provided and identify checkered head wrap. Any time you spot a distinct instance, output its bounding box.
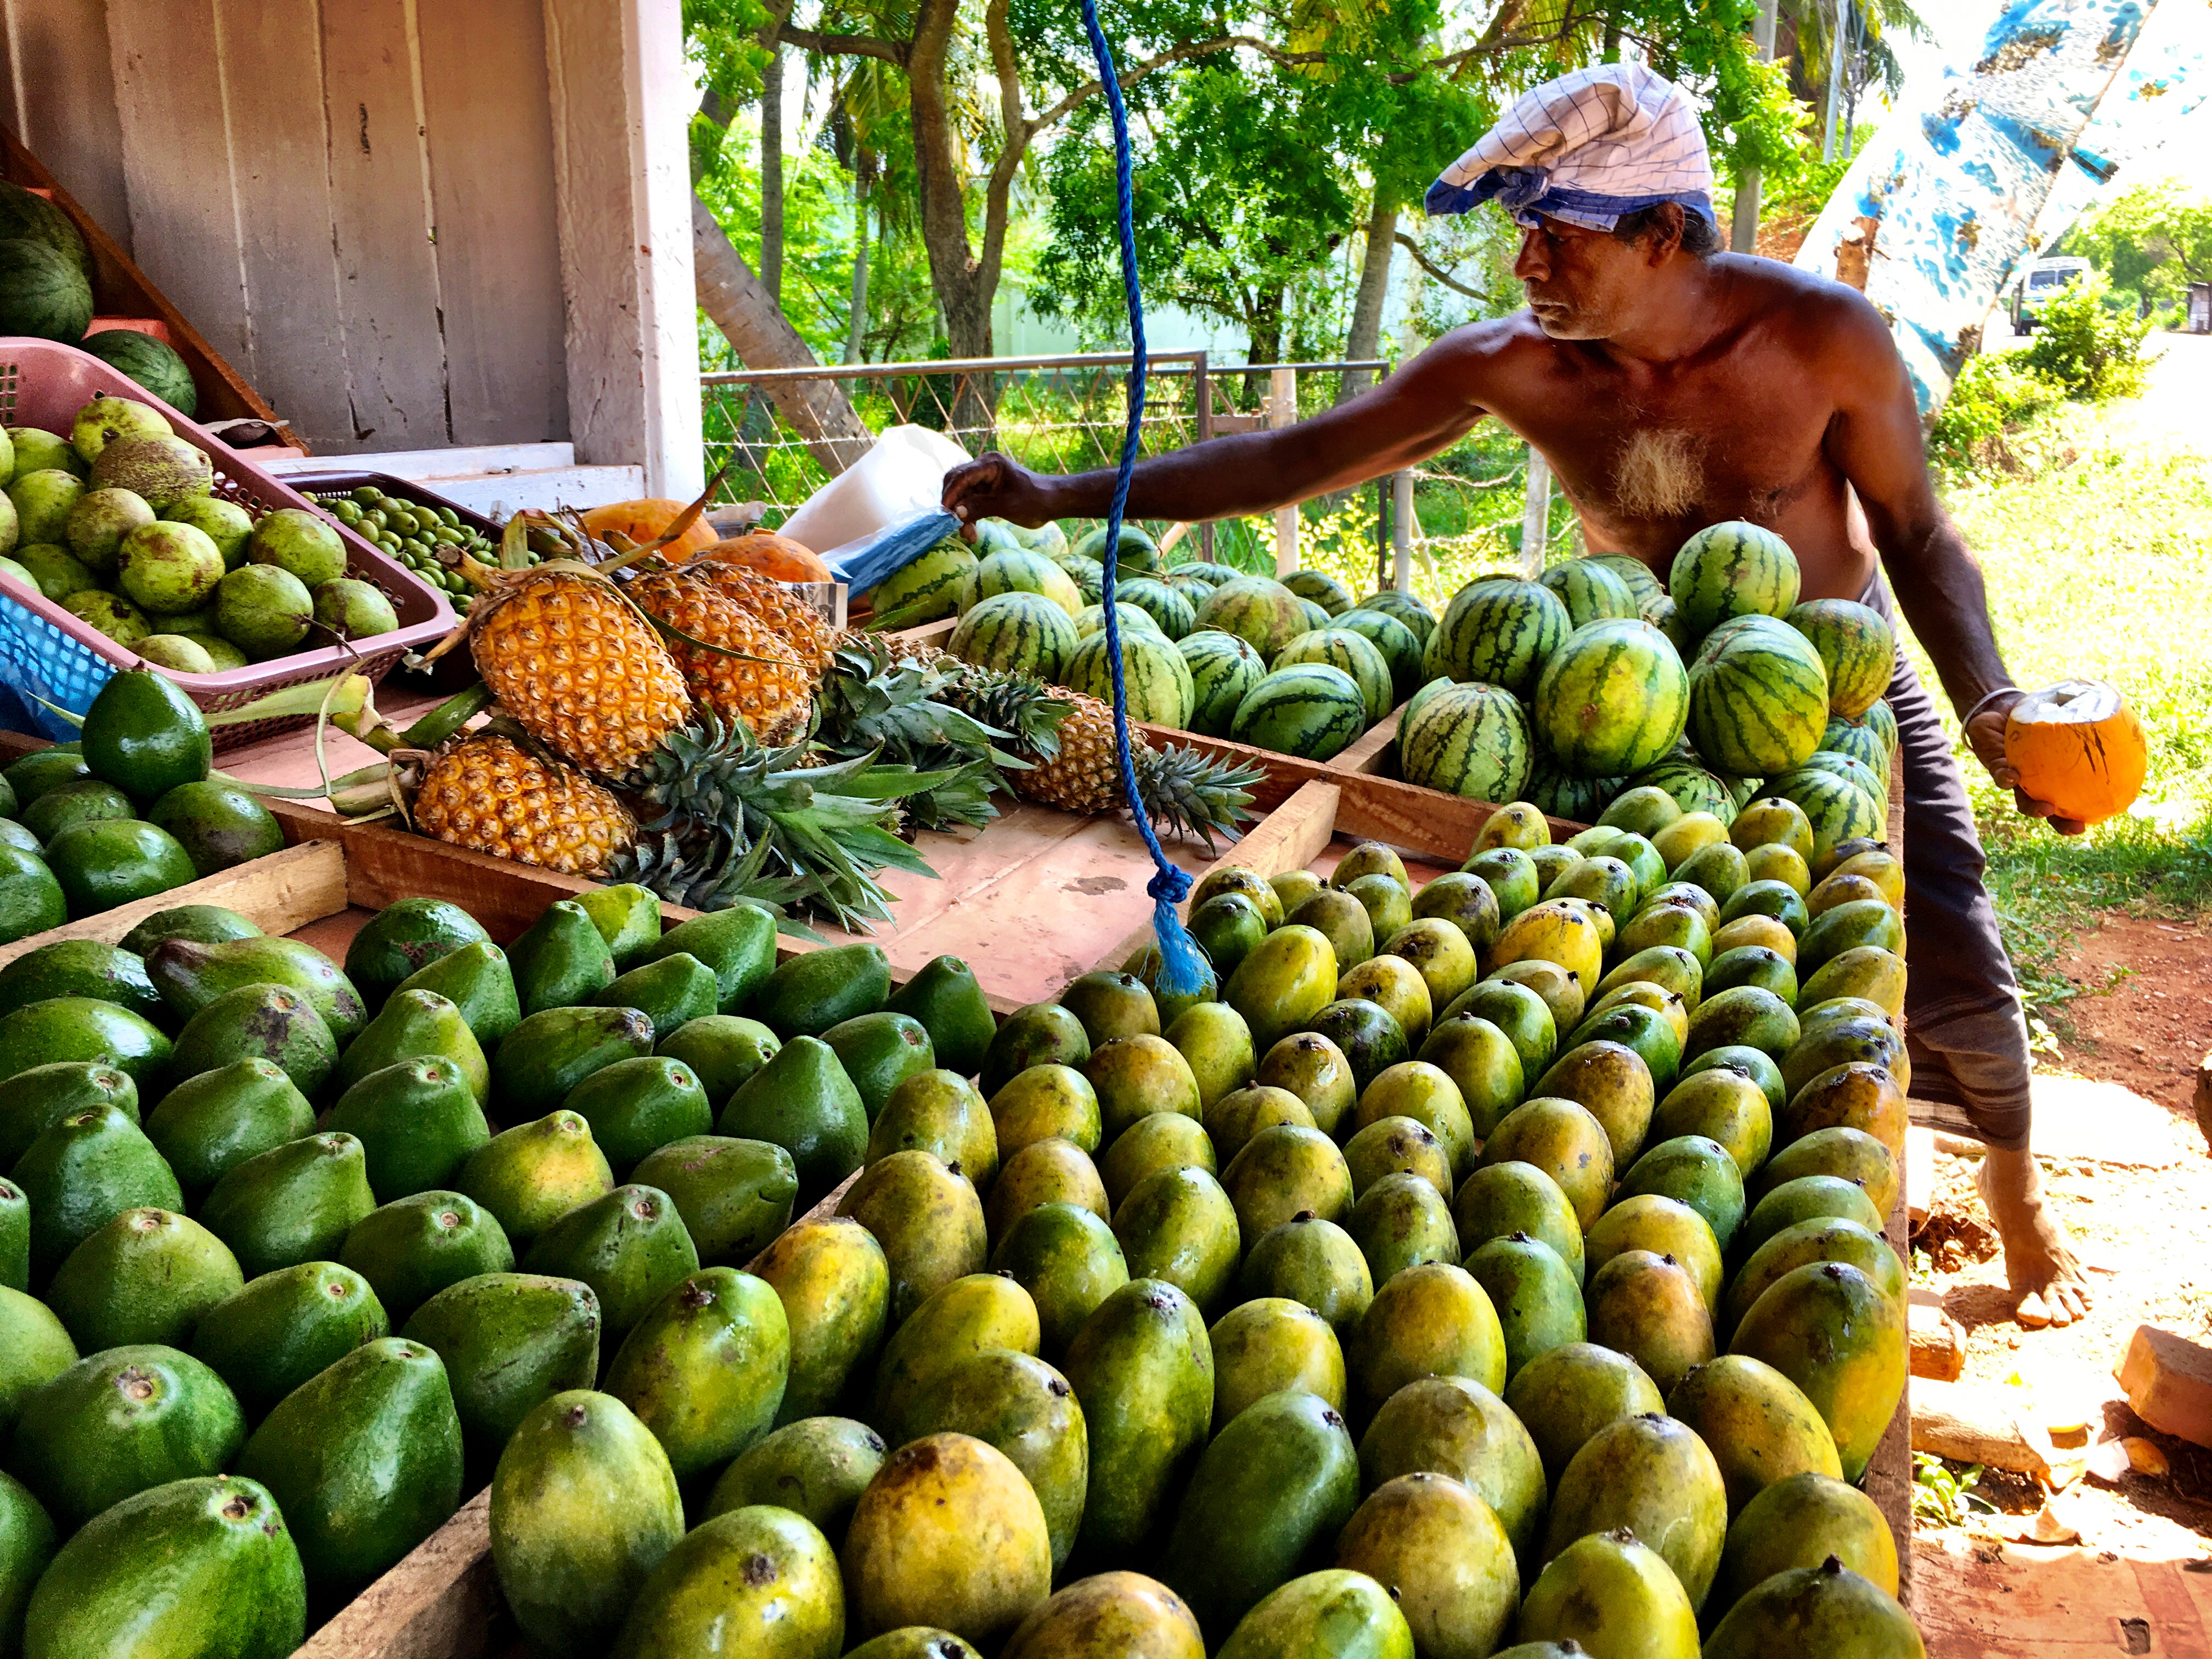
[1426,63,1717,232]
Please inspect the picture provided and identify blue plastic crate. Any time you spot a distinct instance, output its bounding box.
[0,585,111,740]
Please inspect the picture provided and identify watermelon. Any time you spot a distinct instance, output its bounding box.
[1795,749,1888,806]
[1670,521,1801,637]
[1400,682,1534,802]
[0,182,89,280]
[1169,560,1238,588]
[950,589,1081,681]
[1179,629,1267,736]
[1400,675,1453,747]
[1692,612,1800,672]
[1332,607,1425,699]
[1723,772,1763,810]
[1767,766,1885,865]
[1427,578,1571,695]
[1076,601,1164,638]
[1859,698,1899,754]
[1066,556,1108,605]
[1284,568,1355,616]
[1822,713,1892,787]
[864,537,977,624]
[79,330,199,416]
[958,548,1082,618]
[1116,576,1195,639]
[1232,663,1367,759]
[1786,599,1895,718]
[1195,575,1310,659]
[1524,757,1621,824]
[1361,589,1438,644]
[1531,618,1690,778]
[1272,627,1394,723]
[1167,574,1215,609]
[1628,758,1740,825]
[0,238,92,343]
[1068,629,1195,727]
[1295,596,1331,633]
[1071,523,1159,571]
[1685,621,1830,776]
[1539,560,1640,629]
[973,518,1024,552]
[1587,552,1666,610]
[1640,592,1692,656]
[1010,520,1069,559]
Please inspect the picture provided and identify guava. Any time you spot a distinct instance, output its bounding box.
[136,633,218,674]
[9,468,87,543]
[248,507,347,586]
[63,588,150,644]
[312,576,398,640]
[88,434,211,512]
[215,563,313,659]
[71,393,172,464]
[117,520,225,614]
[161,496,255,570]
[63,486,156,573]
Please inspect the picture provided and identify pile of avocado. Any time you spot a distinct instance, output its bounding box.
[0,672,284,946]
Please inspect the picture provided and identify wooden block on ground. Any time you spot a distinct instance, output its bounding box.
[1906,1124,1939,1226]
[1911,1378,2053,1479]
[1911,1297,1967,1383]
[2115,1324,2212,1449]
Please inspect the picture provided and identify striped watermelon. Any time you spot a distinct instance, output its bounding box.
[1296,596,1332,633]
[1361,589,1438,644]
[1531,618,1690,778]
[1692,612,1799,672]
[1116,577,1196,639]
[1332,608,1425,699]
[960,548,1083,618]
[1232,663,1367,759]
[1639,593,1692,656]
[1285,568,1355,616]
[1273,628,1394,722]
[1796,749,1888,806]
[974,519,1024,552]
[1428,578,1571,695]
[1685,620,1830,776]
[864,537,977,625]
[1822,714,1892,788]
[1786,599,1895,718]
[1400,682,1535,802]
[1628,758,1740,825]
[1071,523,1160,571]
[1167,574,1215,610]
[1196,576,1311,659]
[1068,629,1195,727]
[1077,601,1165,639]
[1169,560,1238,588]
[1012,521,1069,558]
[1588,553,1666,611]
[1723,772,1763,810]
[1400,675,1453,747]
[1767,766,1884,865]
[950,590,1082,681]
[1068,558,1108,606]
[1524,757,1621,823]
[1670,521,1802,637]
[1180,629,1267,736]
[1539,561,1640,629]
[1859,698,1899,754]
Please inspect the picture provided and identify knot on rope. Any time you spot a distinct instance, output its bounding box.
[1146,865,1194,906]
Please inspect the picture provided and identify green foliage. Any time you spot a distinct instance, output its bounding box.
[1911,1453,1992,1527]
[2020,273,2152,404]
[2063,175,2211,319]
[1928,354,2064,470]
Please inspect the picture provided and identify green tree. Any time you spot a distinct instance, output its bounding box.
[2066,177,2212,320]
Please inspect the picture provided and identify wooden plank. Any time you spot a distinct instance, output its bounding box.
[417,0,568,447]
[292,1490,503,1659]
[0,840,348,969]
[1328,705,1402,776]
[1911,1536,2212,1657]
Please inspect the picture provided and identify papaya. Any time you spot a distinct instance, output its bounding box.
[603,1267,788,1481]
[612,1503,843,1658]
[337,1190,514,1325]
[900,1348,1088,1574]
[1063,1278,1213,1562]
[1728,1261,1905,1482]
[596,952,718,1040]
[748,1217,891,1424]
[1209,1297,1345,1430]
[399,1273,600,1463]
[656,1013,779,1102]
[821,1011,935,1122]
[189,1260,390,1419]
[506,899,616,1015]
[1515,1528,1699,1659]
[0,1289,77,1440]
[145,936,365,1046]
[1702,1558,1923,1659]
[565,1055,713,1177]
[143,1058,315,1203]
[44,1206,242,1352]
[332,988,489,1104]
[1667,1355,1842,1513]
[704,1414,885,1547]
[1503,1342,1666,1486]
[494,1006,655,1121]
[1336,1472,1518,1659]
[8,1344,245,1527]
[0,1059,137,1167]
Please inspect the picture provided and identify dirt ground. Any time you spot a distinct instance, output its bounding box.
[1913,911,2212,1564]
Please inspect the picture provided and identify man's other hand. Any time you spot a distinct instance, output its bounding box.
[943,453,1055,528]
[1965,696,2088,837]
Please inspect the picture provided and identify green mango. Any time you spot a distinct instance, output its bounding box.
[1649,1067,1773,1179]
[604,1266,789,1482]
[597,952,718,1041]
[7,1344,244,1528]
[865,1068,997,1193]
[1347,1260,1508,1417]
[1336,1472,1520,1659]
[399,1272,599,1462]
[990,1201,1129,1359]
[644,903,778,1014]
[1345,1171,1460,1289]
[489,1388,684,1655]
[0,1059,137,1166]
[1465,1233,1585,1384]
[834,1149,984,1324]
[1504,1342,1668,1487]
[1221,1124,1353,1240]
[1237,1214,1373,1336]
[1516,1530,1699,1659]
[1164,1387,1359,1638]
[199,1132,376,1279]
[0,1178,21,1293]
[753,942,890,1038]
[189,1261,391,1419]
[1096,1112,1210,1214]
[342,898,492,1012]
[632,1135,797,1268]
[986,1140,1111,1252]
[145,936,366,1045]
[507,899,616,1016]
[142,1059,314,1203]
[1215,1570,1414,1659]
[749,1217,890,1424]
[1728,1261,1904,1483]
[0,1468,56,1657]
[1722,1216,1904,1341]
[718,1035,868,1206]
[1357,1372,1549,1566]
[1540,1411,1728,1610]
[521,1184,699,1344]
[234,1337,464,1599]
[1680,1043,1787,1112]
[611,1504,841,1659]
[18,1474,305,1659]
[1737,1175,1886,1261]
[704,1414,885,1548]
[455,1111,612,1248]
[0,937,164,1027]
[902,1348,1087,1573]
[320,1056,491,1205]
[1712,1470,1897,1603]
[1667,1355,1843,1514]
[1437,980,1557,1081]
[1224,925,1340,1053]
[1062,1277,1212,1563]
[1110,1165,1240,1318]
[1342,1116,1453,1201]
[493,1005,654,1121]
[988,1064,1102,1159]
[1060,970,1160,1045]
[12,1104,181,1284]
[0,996,170,1090]
[338,1190,514,1325]
[1414,1014,1524,1142]
[870,1272,1040,1435]
[167,983,337,1097]
[822,1010,935,1122]
[0,1289,75,1440]
[1617,1133,1746,1250]
[1209,1297,1346,1431]
[980,1002,1090,1098]
[392,940,521,1048]
[563,1055,713,1176]
[570,883,664,969]
[656,1014,778,1103]
[1288,890,1374,974]
[885,955,995,1079]
[43,1206,242,1352]
[332,988,489,1104]
[1254,1029,1358,1138]
[117,903,262,957]
[1703,1556,1922,1659]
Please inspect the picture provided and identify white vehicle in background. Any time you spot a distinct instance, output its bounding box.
[2010,257,2092,334]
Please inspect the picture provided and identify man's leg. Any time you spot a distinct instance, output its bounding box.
[1865,580,2091,1327]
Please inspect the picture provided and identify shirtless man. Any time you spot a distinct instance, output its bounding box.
[944,64,2091,1327]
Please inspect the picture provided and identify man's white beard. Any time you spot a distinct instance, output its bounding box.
[1615,428,1706,518]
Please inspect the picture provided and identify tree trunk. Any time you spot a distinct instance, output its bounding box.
[1338,190,1399,403]
[1245,283,1286,400]
[693,190,873,474]
[844,184,870,365]
[760,46,785,303]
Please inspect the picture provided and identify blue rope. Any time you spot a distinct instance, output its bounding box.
[1077,0,1210,1000]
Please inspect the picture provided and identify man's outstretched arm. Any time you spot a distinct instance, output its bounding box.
[941,328,1501,528]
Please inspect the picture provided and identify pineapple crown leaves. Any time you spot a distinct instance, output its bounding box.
[1134,742,1267,856]
[815,641,1031,774]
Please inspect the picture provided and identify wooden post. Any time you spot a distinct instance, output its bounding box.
[1730,0,1779,252]
[1391,470,1413,592]
[1520,447,1550,576]
[1271,365,1298,575]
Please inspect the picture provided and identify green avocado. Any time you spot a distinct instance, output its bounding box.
[654,1013,778,1102]
[521,1184,700,1345]
[6,1344,244,1528]
[642,903,777,1014]
[338,1192,514,1325]
[342,898,493,1012]
[0,996,171,1090]
[198,1131,376,1279]
[0,936,164,1026]
[43,1206,242,1352]
[595,952,717,1041]
[631,1136,797,1268]
[570,883,664,970]
[0,1467,56,1658]
[507,899,616,1016]
[142,1057,316,1203]
[11,1104,182,1284]
[189,1260,390,1419]
[821,1010,935,1122]
[81,669,211,803]
[562,1055,713,1177]
[116,902,262,957]
[0,1059,137,1166]
[886,955,996,1078]
[322,1056,492,1203]
[455,1111,612,1248]
[142,780,284,878]
[0,1178,22,1293]
[167,981,338,1096]
[0,1289,76,1440]
[145,935,366,1045]
[715,1035,867,1207]
[392,940,521,1048]
[331,988,490,1104]
[0,845,65,947]
[493,1004,654,1121]
[751,943,890,1039]
[1,749,89,810]
[399,1273,600,1465]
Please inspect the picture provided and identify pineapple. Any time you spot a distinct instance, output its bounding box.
[690,562,843,678]
[410,731,637,874]
[627,567,815,743]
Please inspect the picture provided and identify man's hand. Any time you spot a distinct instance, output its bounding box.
[942,452,1057,528]
[1964,692,2088,836]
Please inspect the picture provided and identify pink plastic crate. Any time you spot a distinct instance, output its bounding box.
[0,339,454,747]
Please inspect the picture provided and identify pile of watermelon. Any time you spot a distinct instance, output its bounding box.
[1399,524,1899,843]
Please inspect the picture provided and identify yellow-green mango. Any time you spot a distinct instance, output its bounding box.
[1737,1175,1885,1261]
[1336,1472,1517,1659]
[871,1271,1040,1434]
[1343,1115,1452,1201]
[1756,1125,1899,1217]
[1723,1216,1903,1340]
[866,1068,996,1192]
[1684,986,1799,1066]
[1465,1233,1585,1384]
[1477,1098,1613,1231]
[1357,1369,1547,1564]
[1666,1355,1842,1513]
[1355,1062,1475,1181]
[1651,810,1726,870]
[1503,1342,1665,1487]
[845,1630,982,1658]
[1112,1165,1240,1317]
[1516,1528,1699,1659]
[1383,917,1480,1012]
[1224,925,1339,1052]
[988,1064,1102,1157]
[1617,1133,1746,1250]
[704,1415,886,1549]
[1648,1068,1771,1178]
[751,1217,890,1425]
[1409,872,1502,955]
[1221,1124,1353,1239]
[988,1138,1109,1245]
[1585,1195,1723,1311]
[1780,1061,1906,1162]
[990,1202,1129,1359]
[1347,1261,1506,1413]
[1000,1571,1204,1659]
[1086,1035,1202,1144]
[1204,1083,1314,1164]
[1532,1039,1654,1166]
[1728,1261,1905,1482]
[1702,1558,1923,1659]
[613,1504,843,1658]
[1215,1569,1413,1659]
[1209,1297,1345,1430]
[843,1434,1051,1646]
[1164,1000,1256,1113]
[1063,1278,1212,1562]
[1290,889,1375,971]
[1346,1172,1459,1288]
[603,1267,789,1482]
[1583,1250,1713,1395]
[1799,945,1906,1018]
[1489,900,1604,998]
[1060,969,1161,1045]
[981,1003,1091,1099]
[1452,1161,1583,1286]
[1595,945,1705,1013]
[1416,1013,1525,1141]
[836,1149,986,1324]
[1269,868,1325,917]
[1238,1215,1373,1336]
[1338,956,1432,1049]
[1714,1470,1897,1601]
[1256,1030,1357,1137]
[1097,1111,1212,1212]
[900,1349,1087,1574]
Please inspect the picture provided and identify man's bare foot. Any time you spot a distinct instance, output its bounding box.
[1977,1147,2092,1328]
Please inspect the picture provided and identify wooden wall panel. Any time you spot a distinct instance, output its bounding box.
[0,0,132,247]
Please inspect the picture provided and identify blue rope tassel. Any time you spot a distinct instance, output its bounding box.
[1077,0,1209,1000]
